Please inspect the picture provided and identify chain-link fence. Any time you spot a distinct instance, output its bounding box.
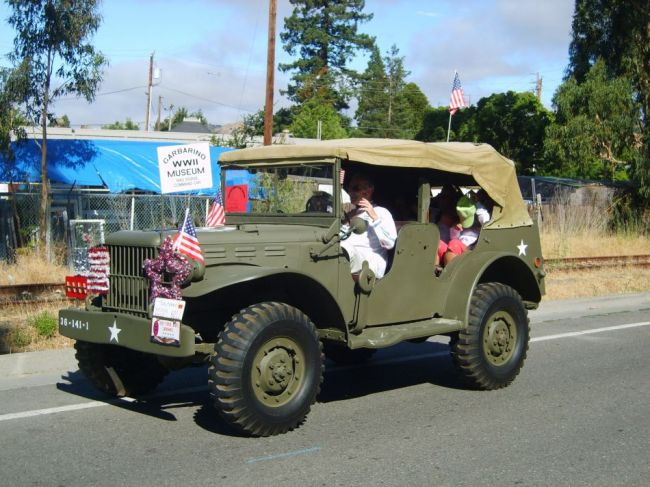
[7,191,214,247]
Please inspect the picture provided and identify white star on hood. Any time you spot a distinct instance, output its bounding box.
[108,320,121,343]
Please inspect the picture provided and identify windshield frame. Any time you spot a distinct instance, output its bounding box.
[220,159,340,227]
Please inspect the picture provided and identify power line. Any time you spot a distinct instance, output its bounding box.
[159,84,256,113]
[57,85,147,101]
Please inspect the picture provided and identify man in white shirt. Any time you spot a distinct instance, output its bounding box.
[340,174,397,279]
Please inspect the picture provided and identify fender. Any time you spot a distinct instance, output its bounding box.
[441,251,541,325]
[182,264,287,297]
[181,264,344,328]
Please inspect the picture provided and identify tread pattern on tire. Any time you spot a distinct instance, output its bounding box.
[74,341,168,397]
[209,302,323,437]
[450,282,530,390]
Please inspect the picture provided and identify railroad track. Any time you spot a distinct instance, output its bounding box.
[0,283,71,308]
[2,254,649,307]
[544,254,650,271]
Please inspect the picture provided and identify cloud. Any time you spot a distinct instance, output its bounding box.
[403,0,573,106]
[416,11,439,18]
[46,0,573,125]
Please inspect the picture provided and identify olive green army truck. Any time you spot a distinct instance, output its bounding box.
[59,139,545,436]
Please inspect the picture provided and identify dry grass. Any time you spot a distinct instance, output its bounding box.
[0,252,68,285]
[541,229,650,259]
[544,266,650,300]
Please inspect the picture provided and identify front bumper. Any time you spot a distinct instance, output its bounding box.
[58,308,196,357]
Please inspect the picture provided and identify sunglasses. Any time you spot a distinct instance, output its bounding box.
[349,185,368,192]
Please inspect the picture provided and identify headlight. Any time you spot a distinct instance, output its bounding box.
[184,257,205,284]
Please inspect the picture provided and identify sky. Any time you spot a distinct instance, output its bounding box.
[0,0,575,129]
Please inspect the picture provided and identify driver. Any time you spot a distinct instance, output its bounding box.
[340,173,397,278]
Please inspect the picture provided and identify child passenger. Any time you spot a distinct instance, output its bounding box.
[437,190,491,266]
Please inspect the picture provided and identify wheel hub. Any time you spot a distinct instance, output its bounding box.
[258,348,293,393]
[483,311,516,365]
[252,337,305,407]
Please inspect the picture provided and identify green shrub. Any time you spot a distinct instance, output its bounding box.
[29,311,57,338]
[10,326,33,348]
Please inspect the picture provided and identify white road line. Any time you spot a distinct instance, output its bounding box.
[2,321,649,423]
[0,385,204,423]
[0,401,109,421]
[530,321,650,342]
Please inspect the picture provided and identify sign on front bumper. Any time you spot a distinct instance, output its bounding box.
[58,308,196,357]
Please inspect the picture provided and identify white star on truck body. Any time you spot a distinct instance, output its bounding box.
[517,240,528,256]
[108,320,121,343]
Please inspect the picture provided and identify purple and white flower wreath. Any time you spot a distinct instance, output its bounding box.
[143,236,192,301]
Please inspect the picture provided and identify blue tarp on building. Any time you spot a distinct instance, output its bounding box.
[1,138,248,194]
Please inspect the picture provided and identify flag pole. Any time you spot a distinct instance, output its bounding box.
[446,112,452,142]
[173,208,190,251]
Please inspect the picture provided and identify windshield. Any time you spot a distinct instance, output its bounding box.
[223,163,335,215]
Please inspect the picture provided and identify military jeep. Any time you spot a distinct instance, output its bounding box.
[59,139,545,436]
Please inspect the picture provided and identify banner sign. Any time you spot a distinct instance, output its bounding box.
[157,142,213,193]
[151,297,186,346]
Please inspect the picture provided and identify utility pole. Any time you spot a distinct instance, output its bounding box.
[535,72,543,101]
[156,95,162,131]
[168,104,174,131]
[145,52,154,131]
[263,0,277,146]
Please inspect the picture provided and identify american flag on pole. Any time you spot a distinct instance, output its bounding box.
[449,71,466,115]
[206,190,225,227]
[172,211,204,263]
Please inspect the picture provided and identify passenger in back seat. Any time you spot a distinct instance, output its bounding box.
[439,191,492,265]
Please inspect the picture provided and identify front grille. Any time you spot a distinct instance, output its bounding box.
[105,245,158,316]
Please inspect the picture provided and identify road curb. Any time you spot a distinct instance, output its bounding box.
[0,347,77,380]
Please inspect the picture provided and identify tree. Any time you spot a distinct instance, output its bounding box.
[0,66,28,181]
[273,106,298,134]
[290,97,348,139]
[354,45,389,136]
[102,118,139,130]
[415,91,551,173]
[401,82,430,137]
[49,114,70,127]
[568,0,650,196]
[279,0,374,111]
[475,91,552,174]
[383,45,413,138]
[544,60,640,180]
[158,107,208,131]
[6,0,106,253]
[354,44,430,139]
[416,106,477,143]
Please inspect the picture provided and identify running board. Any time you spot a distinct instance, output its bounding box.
[348,318,464,349]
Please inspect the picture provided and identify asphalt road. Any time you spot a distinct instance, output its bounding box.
[1,294,649,487]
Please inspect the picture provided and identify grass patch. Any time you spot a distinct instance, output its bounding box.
[29,311,58,338]
[9,325,34,349]
[0,302,74,353]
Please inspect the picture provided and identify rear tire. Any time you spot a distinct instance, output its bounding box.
[450,283,529,390]
[74,340,168,397]
[209,302,323,436]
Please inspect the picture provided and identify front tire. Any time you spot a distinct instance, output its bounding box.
[74,341,169,397]
[209,302,323,436]
[450,283,529,390]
